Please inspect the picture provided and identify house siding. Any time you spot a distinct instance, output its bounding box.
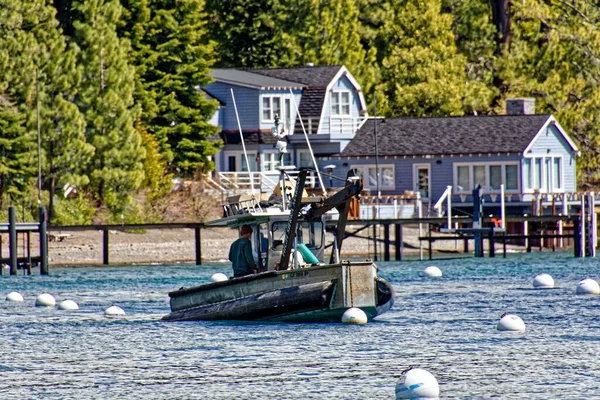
[322,75,363,139]
[526,123,577,191]
[204,82,259,130]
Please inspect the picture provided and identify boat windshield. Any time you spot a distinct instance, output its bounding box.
[271,221,324,250]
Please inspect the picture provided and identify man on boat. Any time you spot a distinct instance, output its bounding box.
[229,225,257,278]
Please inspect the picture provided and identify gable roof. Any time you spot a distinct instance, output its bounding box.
[341,114,575,157]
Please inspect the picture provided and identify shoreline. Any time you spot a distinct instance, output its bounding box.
[35,226,532,267]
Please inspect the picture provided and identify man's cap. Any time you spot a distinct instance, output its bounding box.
[241,225,253,235]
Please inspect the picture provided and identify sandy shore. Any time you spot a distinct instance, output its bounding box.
[28,225,527,267]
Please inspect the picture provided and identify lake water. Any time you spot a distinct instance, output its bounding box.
[1,252,599,399]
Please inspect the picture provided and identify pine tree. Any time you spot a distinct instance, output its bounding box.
[376,0,490,117]
[496,0,600,186]
[73,0,145,206]
[24,0,94,221]
[121,0,219,175]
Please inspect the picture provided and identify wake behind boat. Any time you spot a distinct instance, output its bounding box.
[161,168,395,323]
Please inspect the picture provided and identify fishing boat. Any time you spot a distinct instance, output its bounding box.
[162,94,394,322]
[161,167,395,322]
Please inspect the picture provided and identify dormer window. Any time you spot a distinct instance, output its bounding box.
[262,96,281,122]
[331,91,351,116]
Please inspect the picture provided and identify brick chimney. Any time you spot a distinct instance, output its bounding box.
[506,98,535,115]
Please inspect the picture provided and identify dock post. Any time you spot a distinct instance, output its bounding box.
[195,225,202,265]
[39,207,48,275]
[573,218,582,257]
[463,237,469,254]
[502,232,507,258]
[372,223,378,261]
[488,229,495,258]
[394,224,403,261]
[383,223,390,261]
[428,224,432,260]
[102,229,109,265]
[9,206,17,275]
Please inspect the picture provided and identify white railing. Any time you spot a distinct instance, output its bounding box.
[215,171,317,195]
[295,116,367,135]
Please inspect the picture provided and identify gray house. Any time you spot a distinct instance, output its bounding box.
[204,65,368,192]
[333,99,579,215]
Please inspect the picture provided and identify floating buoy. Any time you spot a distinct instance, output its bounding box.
[35,293,56,307]
[58,300,79,310]
[211,273,228,282]
[576,278,600,295]
[104,305,125,316]
[395,367,440,399]
[424,266,442,277]
[5,292,24,302]
[533,273,554,288]
[497,313,526,332]
[341,307,368,324]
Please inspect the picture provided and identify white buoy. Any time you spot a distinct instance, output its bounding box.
[58,300,79,310]
[211,273,228,282]
[104,305,125,316]
[576,278,600,295]
[35,293,56,307]
[497,313,526,332]
[424,266,442,277]
[533,273,554,288]
[395,367,440,399]
[5,292,24,302]
[341,307,368,324]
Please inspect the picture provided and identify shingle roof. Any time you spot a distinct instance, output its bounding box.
[210,69,305,89]
[248,65,343,88]
[341,114,553,156]
[218,130,278,145]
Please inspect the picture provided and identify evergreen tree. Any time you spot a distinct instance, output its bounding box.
[73,0,145,206]
[121,0,220,175]
[377,0,475,117]
[25,0,94,221]
[496,0,600,186]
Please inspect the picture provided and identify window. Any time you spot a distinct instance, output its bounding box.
[261,95,283,122]
[263,151,291,172]
[523,156,563,192]
[351,164,395,190]
[331,91,351,116]
[453,162,520,193]
[414,165,430,198]
[271,221,323,250]
[297,151,313,169]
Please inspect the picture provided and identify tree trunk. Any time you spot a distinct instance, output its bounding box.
[490,0,511,55]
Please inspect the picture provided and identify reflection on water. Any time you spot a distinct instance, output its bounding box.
[1,253,599,399]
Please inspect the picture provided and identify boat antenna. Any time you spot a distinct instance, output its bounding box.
[289,89,327,195]
[230,89,255,195]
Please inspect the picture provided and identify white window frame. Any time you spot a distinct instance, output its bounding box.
[261,95,282,123]
[262,151,291,172]
[331,90,351,116]
[522,156,564,193]
[351,164,396,191]
[413,164,431,199]
[453,162,521,194]
[224,151,258,172]
[296,150,313,169]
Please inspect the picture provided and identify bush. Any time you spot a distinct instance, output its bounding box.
[53,197,95,225]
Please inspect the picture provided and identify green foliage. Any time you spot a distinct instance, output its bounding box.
[73,0,145,203]
[137,121,173,201]
[52,197,95,225]
[121,0,220,175]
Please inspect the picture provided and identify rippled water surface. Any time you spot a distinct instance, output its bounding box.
[1,252,599,399]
